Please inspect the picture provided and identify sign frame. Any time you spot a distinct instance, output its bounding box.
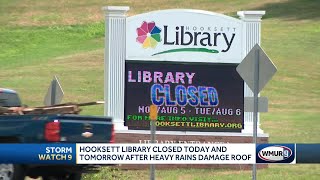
[103,6,266,135]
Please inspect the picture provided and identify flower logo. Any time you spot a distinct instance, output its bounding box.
[136,21,162,48]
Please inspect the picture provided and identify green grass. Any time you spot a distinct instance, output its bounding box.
[1,0,320,179]
[261,112,320,143]
[261,20,320,110]
[0,49,105,115]
[82,165,320,180]
[0,23,104,68]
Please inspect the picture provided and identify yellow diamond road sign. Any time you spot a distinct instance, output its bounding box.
[149,105,158,121]
[44,76,64,106]
[236,44,277,93]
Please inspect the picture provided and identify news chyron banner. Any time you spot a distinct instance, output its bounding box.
[76,144,255,164]
[0,144,319,164]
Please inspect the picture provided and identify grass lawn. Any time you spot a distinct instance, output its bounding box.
[83,165,320,180]
[1,0,319,179]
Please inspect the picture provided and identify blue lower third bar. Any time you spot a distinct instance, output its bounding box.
[296,144,320,163]
[0,144,76,164]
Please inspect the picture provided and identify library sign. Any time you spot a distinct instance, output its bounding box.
[125,62,243,132]
[124,10,244,132]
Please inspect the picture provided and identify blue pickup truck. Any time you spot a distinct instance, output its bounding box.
[0,88,114,180]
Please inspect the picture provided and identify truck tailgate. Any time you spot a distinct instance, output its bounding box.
[56,115,113,143]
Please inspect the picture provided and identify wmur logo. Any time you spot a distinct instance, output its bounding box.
[256,144,295,164]
[136,21,236,56]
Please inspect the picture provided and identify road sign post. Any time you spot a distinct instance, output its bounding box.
[252,49,260,180]
[44,76,64,106]
[149,105,157,180]
[51,78,56,105]
[236,44,277,180]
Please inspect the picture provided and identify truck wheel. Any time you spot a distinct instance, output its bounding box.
[42,173,82,180]
[0,164,25,180]
[66,173,82,180]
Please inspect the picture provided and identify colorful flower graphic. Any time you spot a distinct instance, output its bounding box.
[136,21,162,48]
